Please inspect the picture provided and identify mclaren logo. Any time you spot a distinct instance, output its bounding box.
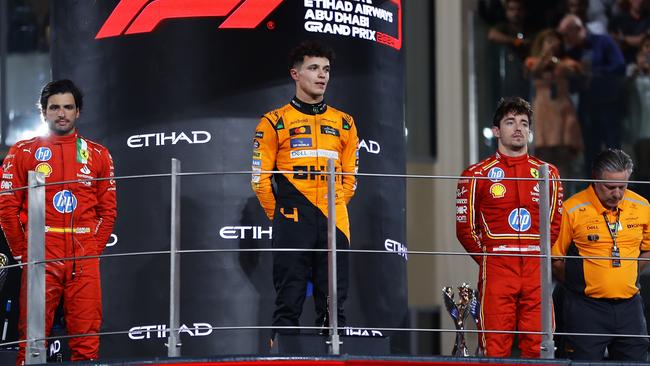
[96,0,284,39]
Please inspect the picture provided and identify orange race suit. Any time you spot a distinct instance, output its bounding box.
[551,186,650,360]
[0,132,116,363]
[456,152,563,357]
[252,97,358,338]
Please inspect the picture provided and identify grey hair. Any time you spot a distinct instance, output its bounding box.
[591,149,634,179]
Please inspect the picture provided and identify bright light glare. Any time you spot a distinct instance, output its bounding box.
[17,123,48,141]
[482,127,494,139]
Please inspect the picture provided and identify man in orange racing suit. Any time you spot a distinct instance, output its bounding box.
[456,97,563,357]
[0,80,116,364]
[252,41,358,342]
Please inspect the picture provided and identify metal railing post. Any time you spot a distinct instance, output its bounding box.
[168,158,181,357]
[539,164,555,359]
[26,171,46,364]
[326,159,340,355]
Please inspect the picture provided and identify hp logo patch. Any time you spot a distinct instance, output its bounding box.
[508,208,531,232]
[53,190,77,213]
[35,147,52,162]
[488,167,505,182]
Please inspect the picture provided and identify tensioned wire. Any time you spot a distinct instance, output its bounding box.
[6,171,649,350]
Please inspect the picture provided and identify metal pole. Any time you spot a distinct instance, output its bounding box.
[326,159,340,355]
[26,171,46,364]
[167,158,181,357]
[466,7,478,165]
[538,164,555,359]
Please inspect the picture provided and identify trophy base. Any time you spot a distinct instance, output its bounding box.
[270,334,390,355]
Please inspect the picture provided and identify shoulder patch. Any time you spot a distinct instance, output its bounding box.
[342,117,351,130]
[567,201,591,214]
[624,197,650,207]
[275,117,285,130]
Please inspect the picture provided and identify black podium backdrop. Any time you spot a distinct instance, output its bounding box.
[49,0,407,358]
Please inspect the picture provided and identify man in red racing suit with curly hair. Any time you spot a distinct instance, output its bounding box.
[456,97,563,358]
[0,79,116,364]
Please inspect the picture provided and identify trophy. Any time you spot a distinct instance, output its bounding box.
[467,289,484,357]
[443,283,483,357]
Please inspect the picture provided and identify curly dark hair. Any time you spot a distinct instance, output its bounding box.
[492,96,533,127]
[39,79,83,113]
[288,40,335,70]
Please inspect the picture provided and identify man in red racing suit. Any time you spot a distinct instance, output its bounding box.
[0,80,116,364]
[456,97,562,358]
[252,41,358,342]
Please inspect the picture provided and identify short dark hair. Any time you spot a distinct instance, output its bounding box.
[288,40,335,70]
[591,149,634,179]
[39,79,83,113]
[492,97,533,127]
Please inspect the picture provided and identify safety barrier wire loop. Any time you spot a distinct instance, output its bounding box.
[7,323,650,352]
[12,167,650,358]
[11,247,649,266]
[3,169,649,198]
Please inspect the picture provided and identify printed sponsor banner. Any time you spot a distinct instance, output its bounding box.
[51,0,405,358]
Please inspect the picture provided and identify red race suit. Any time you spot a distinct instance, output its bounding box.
[0,131,116,363]
[456,152,562,357]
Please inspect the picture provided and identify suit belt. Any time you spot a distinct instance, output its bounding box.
[490,245,541,252]
[45,226,91,234]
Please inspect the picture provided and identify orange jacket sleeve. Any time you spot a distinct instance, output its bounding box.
[251,116,278,220]
[341,114,358,204]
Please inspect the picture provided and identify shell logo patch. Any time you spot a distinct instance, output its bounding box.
[490,183,506,198]
[35,163,52,178]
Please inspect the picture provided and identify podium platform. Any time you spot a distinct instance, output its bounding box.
[270,334,391,355]
[41,355,575,366]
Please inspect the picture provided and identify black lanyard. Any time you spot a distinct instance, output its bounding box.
[603,211,621,267]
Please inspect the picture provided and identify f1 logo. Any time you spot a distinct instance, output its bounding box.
[96,0,284,39]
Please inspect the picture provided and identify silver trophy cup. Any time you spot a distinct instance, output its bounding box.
[443,283,483,357]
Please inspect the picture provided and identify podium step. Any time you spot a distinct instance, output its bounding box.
[271,334,390,355]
